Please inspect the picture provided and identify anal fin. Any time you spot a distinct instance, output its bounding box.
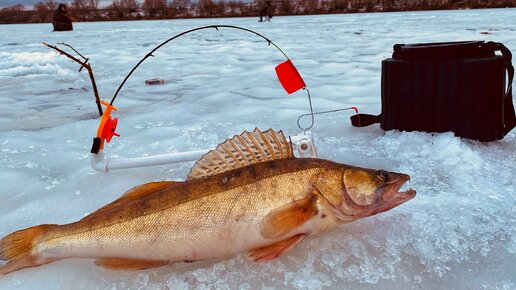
[260,196,318,239]
[94,258,169,270]
[248,234,306,262]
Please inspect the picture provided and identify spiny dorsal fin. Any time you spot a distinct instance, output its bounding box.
[80,181,177,221]
[187,128,294,180]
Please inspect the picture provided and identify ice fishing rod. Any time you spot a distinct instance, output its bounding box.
[107,25,315,132]
[44,26,336,172]
[88,25,315,155]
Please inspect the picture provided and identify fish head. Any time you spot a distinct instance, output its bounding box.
[338,167,416,218]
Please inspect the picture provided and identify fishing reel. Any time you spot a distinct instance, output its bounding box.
[91,101,120,154]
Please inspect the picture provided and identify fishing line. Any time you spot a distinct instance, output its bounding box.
[298,88,315,130]
[297,106,359,130]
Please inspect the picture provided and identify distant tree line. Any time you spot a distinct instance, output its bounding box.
[1,0,515,24]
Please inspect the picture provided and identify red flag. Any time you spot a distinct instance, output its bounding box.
[275,60,306,94]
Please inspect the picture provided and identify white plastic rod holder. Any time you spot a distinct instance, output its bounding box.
[89,131,317,172]
[90,149,210,172]
[290,131,318,158]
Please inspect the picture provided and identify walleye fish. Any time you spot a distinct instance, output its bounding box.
[0,128,415,275]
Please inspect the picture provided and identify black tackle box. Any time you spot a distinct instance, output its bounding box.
[351,41,515,142]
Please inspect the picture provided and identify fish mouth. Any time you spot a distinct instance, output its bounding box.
[391,174,416,200]
[378,173,416,211]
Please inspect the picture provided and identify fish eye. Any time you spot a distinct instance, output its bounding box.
[376,170,389,182]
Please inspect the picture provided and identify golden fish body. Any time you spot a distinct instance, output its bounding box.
[0,129,415,274]
[37,161,340,263]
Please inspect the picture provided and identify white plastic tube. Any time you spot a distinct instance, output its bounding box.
[89,131,317,172]
[90,149,210,172]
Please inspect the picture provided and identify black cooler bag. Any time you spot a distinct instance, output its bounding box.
[351,41,515,142]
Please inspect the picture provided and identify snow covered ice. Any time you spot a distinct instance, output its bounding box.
[1,8,515,290]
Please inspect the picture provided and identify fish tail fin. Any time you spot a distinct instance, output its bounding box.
[0,224,58,275]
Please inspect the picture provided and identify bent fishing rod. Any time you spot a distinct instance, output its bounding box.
[43,25,358,172]
[44,25,357,155]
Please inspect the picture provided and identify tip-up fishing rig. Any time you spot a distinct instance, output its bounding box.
[44,25,358,172]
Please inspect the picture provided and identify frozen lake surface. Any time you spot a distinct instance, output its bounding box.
[0,8,515,290]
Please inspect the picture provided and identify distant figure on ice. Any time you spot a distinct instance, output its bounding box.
[259,1,273,22]
[52,3,73,31]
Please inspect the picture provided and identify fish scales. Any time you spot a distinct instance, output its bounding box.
[0,129,415,275]
[36,162,325,261]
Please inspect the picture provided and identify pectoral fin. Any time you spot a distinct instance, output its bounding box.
[248,234,306,262]
[260,196,318,239]
[94,258,169,270]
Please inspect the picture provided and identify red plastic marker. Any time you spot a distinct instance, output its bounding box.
[275,60,306,94]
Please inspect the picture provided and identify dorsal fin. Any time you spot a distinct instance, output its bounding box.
[187,128,294,180]
[80,181,177,221]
